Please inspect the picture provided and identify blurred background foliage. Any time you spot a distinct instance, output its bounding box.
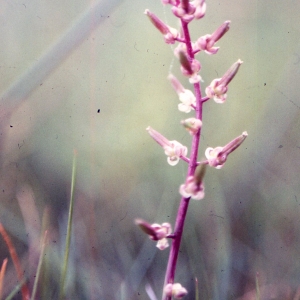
[0,0,300,299]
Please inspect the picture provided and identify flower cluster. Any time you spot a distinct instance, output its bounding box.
[137,1,248,299]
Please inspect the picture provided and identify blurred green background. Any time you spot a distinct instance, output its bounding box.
[0,0,299,299]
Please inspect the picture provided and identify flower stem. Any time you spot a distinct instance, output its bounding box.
[162,20,203,300]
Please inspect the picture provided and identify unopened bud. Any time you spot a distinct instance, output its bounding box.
[164,283,188,299]
[144,9,169,35]
[168,74,185,94]
[181,118,202,135]
[146,126,170,148]
[218,59,243,87]
[144,9,179,44]
[179,52,201,77]
[147,127,188,166]
[135,219,158,240]
[194,164,206,186]
[179,51,193,75]
[181,0,190,12]
[219,131,248,157]
[207,21,230,48]
[205,131,248,168]
[194,0,206,19]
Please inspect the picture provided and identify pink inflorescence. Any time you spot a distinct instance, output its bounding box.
[137,1,248,299]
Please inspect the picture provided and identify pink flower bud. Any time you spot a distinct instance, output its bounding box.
[168,74,196,113]
[155,223,172,250]
[146,127,188,166]
[205,59,243,103]
[135,219,158,240]
[135,219,172,250]
[161,0,178,5]
[205,78,228,103]
[208,20,230,48]
[181,0,191,12]
[150,223,172,240]
[171,0,205,22]
[205,131,248,168]
[181,118,202,135]
[218,131,248,157]
[174,43,187,58]
[179,51,201,78]
[179,174,205,200]
[144,9,179,44]
[192,0,206,19]
[196,34,220,55]
[195,21,230,55]
[168,73,185,94]
[164,283,188,299]
[179,51,193,75]
[172,6,195,23]
[205,146,225,169]
[218,59,243,87]
[146,126,170,148]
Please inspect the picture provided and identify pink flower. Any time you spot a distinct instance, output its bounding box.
[174,42,187,58]
[205,131,248,168]
[161,0,178,5]
[179,51,201,79]
[179,175,205,200]
[195,21,230,55]
[150,223,172,250]
[168,74,196,113]
[147,127,188,166]
[164,283,188,299]
[135,219,172,250]
[144,9,179,44]
[205,59,243,103]
[192,0,206,19]
[181,118,202,135]
[171,0,206,22]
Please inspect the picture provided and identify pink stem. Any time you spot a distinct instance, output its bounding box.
[162,19,204,300]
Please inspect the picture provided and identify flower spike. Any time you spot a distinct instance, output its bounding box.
[141,1,247,299]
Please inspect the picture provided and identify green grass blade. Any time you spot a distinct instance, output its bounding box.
[30,231,48,300]
[255,272,261,300]
[5,278,26,300]
[195,277,199,300]
[59,150,78,300]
